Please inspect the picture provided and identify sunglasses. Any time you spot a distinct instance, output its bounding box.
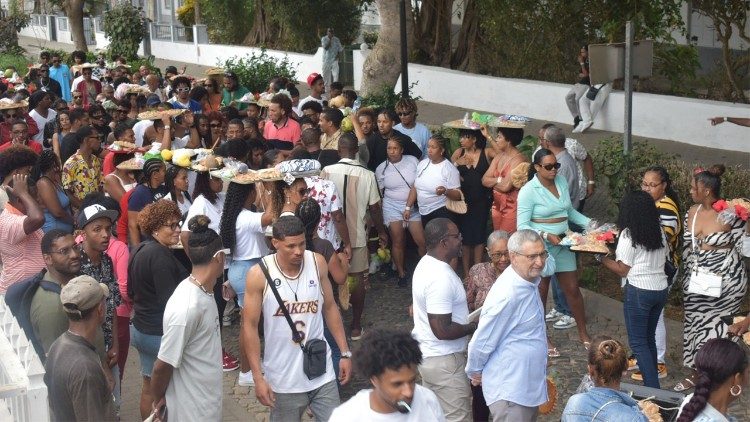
[212,248,231,258]
[3,113,19,119]
[73,95,82,99]
[210,123,222,128]
[176,87,190,93]
[539,163,561,171]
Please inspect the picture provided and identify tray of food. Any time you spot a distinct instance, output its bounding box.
[116,157,145,171]
[107,141,147,153]
[137,109,186,120]
[560,226,618,254]
[231,168,284,184]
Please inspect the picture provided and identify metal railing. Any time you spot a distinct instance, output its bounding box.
[0,302,49,422]
[151,23,189,42]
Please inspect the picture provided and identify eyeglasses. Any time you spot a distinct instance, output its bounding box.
[161,221,182,231]
[641,181,663,189]
[396,111,413,116]
[441,232,462,242]
[539,163,561,171]
[210,123,222,128]
[513,250,549,261]
[176,87,190,93]
[487,251,510,260]
[48,246,80,256]
[212,248,231,258]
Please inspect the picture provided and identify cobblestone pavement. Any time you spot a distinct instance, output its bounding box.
[117,269,749,421]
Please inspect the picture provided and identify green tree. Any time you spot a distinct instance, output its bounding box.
[102,2,147,60]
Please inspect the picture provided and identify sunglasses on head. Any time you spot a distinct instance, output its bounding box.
[539,162,561,171]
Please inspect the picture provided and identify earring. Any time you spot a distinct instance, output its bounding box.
[285,196,291,205]
[730,385,742,397]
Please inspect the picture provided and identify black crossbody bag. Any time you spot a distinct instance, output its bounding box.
[258,259,328,380]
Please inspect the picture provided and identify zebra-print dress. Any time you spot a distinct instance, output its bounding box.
[681,214,747,368]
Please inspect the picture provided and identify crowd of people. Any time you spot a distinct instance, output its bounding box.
[0,50,748,422]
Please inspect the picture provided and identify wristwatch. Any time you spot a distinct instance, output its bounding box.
[341,351,352,359]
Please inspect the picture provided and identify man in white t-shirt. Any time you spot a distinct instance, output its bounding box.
[393,98,431,154]
[149,216,226,422]
[411,218,476,422]
[330,329,445,422]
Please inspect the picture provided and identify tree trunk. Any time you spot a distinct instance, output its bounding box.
[243,0,278,46]
[360,0,413,97]
[64,0,88,52]
[451,0,480,71]
[413,0,452,67]
[193,0,201,25]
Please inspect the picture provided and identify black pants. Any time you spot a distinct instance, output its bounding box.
[472,384,490,422]
[213,269,229,321]
[421,206,455,229]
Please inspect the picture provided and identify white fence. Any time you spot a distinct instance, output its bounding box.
[18,16,750,152]
[0,301,49,422]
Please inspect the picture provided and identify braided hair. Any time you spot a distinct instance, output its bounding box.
[30,149,60,183]
[220,182,254,254]
[676,339,748,422]
[295,197,321,251]
[186,215,223,266]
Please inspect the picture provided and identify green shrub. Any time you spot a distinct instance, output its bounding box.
[219,50,298,94]
[0,53,31,72]
[360,82,421,112]
[591,136,750,217]
[103,2,148,60]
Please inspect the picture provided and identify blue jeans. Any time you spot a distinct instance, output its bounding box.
[323,324,341,389]
[228,258,261,308]
[623,283,667,388]
[551,274,571,316]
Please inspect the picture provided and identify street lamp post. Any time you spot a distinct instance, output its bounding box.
[399,0,409,98]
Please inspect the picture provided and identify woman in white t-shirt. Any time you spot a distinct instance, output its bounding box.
[376,137,426,286]
[404,135,462,228]
[599,191,669,390]
[164,166,192,217]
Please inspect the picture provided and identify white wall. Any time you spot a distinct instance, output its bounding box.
[150,38,326,83]
[400,64,750,152]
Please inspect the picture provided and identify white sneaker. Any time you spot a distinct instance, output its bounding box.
[545,308,563,322]
[238,370,254,386]
[578,120,593,133]
[553,315,577,329]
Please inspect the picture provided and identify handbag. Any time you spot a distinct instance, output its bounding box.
[446,190,468,214]
[586,84,601,101]
[541,250,557,277]
[686,205,726,298]
[258,259,328,380]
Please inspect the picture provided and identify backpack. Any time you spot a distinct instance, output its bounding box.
[4,270,62,362]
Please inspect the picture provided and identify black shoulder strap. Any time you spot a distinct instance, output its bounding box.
[39,280,62,294]
[258,259,305,349]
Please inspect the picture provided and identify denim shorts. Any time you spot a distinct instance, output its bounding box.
[228,258,261,308]
[130,324,161,377]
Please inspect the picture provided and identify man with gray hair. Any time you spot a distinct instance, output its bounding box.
[541,125,582,210]
[412,218,476,422]
[466,230,548,422]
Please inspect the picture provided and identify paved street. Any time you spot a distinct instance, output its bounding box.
[14,35,749,421]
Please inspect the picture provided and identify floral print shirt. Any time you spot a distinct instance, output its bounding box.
[62,152,103,203]
[306,176,343,249]
[464,262,501,312]
[79,246,121,351]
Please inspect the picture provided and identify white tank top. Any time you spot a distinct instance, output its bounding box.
[261,250,335,393]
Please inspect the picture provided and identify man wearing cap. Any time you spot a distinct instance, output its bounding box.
[44,275,117,421]
[62,125,103,210]
[299,73,326,111]
[321,28,343,95]
[169,76,202,114]
[77,203,122,394]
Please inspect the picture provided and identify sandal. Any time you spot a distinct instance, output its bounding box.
[674,377,695,392]
[547,347,561,358]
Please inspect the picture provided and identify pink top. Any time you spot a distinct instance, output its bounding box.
[263,117,301,144]
[0,204,45,293]
[76,234,132,317]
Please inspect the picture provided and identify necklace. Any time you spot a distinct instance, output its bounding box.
[189,274,213,296]
[273,254,304,301]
